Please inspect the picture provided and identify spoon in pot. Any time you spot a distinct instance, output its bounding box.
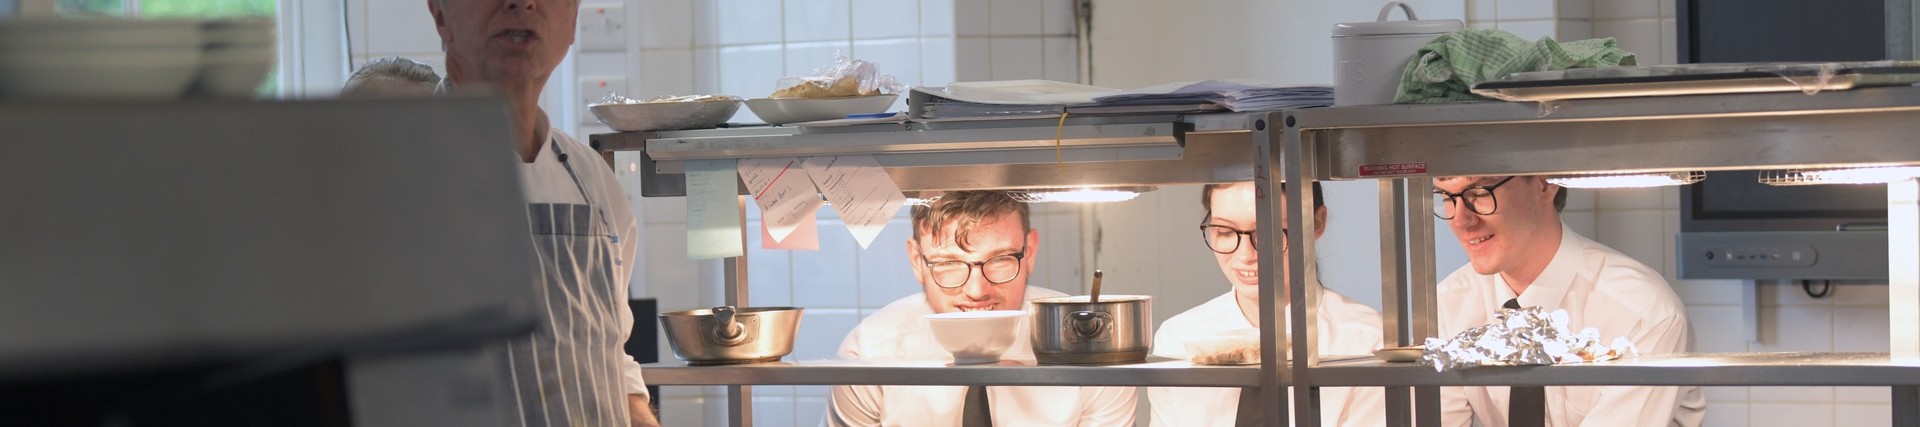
[1089,270,1104,303]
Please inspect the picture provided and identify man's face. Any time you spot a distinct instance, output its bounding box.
[907,212,1036,314]
[428,0,577,85]
[1434,175,1559,276]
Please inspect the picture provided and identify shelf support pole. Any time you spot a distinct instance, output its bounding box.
[1892,179,1920,360]
[1408,177,1441,427]
[1251,112,1296,426]
[1280,112,1323,426]
[1379,178,1416,427]
[725,195,753,427]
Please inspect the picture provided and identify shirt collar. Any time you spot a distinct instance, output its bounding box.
[1504,222,1582,309]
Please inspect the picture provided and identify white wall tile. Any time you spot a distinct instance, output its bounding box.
[660,397,710,426]
[1043,35,1079,83]
[363,0,440,56]
[1596,186,1662,210]
[345,0,368,58]
[921,0,956,37]
[1700,401,1746,426]
[1556,19,1592,41]
[700,0,783,46]
[1497,19,1557,41]
[1498,0,1556,20]
[1563,188,1597,210]
[922,37,959,86]
[955,0,990,37]
[989,37,1045,80]
[793,220,863,309]
[1659,17,1677,65]
[1760,279,1836,308]
[1595,210,1666,274]
[1832,308,1890,352]
[1747,402,1834,427]
[1561,210,1597,240]
[796,397,829,426]
[1592,18,1661,61]
[1468,0,1497,22]
[785,0,851,42]
[1662,208,1679,282]
[853,0,919,39]
[745,222,796,307]
[1686,306,1747,352]
[639,0,694,49]
[754,385,796,397]
[717,44,786,102]
[858,218,921,308]
[796,385,831,397]
[989,0,1044,36]
[644,196,689,224]
[750,395,795,427]
[1704,386,1748,402]
[1469,20,1496,30]
[1558,0,1593,19]
[1660,185,1679,209]
[853,38,925,89]
[792,309,861,360]
[1754,304,1833,350]
[955,37,992,82]
[1674,279,1746,306]
[1043,0,1076,36]
[1657,0,1675,18]
[693,46,723,95]
[1828,282,1890,307]
[637,49,697,98]
[1594,0,1658,20]
[644,225,701,307]
[1833,404,1892,426]
[1836,387,1891,404]
[785,40,855,77]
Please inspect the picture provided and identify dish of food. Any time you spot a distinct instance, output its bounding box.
[589,94,742,132]
[1185,330,1260,365]
[1373,346,1424,363]
[744,94,898,125]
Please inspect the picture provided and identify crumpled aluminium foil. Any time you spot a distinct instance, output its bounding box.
[1420,307,1637,372]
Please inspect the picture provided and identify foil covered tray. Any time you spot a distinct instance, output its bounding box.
[1470,61,1920,102]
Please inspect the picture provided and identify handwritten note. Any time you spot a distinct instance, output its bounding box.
[738,157,824,243]
[761,212,819,251]
[802,155,905,249]
[685,159,744,260]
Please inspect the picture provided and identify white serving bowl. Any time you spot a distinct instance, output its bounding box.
[926,310,1024,364]
[188,45,275,98]
[0,18,204,51]
[591,99,742,132]
[744,93,897,125]
[0,47,203,99]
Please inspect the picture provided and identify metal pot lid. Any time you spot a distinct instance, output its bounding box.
[1332,2,1463,37]
[1031,295,1152,304]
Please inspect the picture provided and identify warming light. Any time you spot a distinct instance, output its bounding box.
[1798,166,1920,185]
[1011,186,1151,203]
[1546,171,1705,189]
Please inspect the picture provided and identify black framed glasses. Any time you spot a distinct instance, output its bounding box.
[1432,176,1517,220]
[1199,225,1287,254]
[922,245,1027,289]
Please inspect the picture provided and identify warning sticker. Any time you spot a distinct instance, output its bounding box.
[1358,162,1427,177]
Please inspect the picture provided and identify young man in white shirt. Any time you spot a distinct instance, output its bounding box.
[1432,175,1706,427]
[1148,182,1386,426]
[823,190,1136,426]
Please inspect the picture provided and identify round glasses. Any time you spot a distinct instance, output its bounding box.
[1199,225,1287,254]
[1432,176,1517,220]
[923,248,1026,288]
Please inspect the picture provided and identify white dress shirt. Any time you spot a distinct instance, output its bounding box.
[1147,285,1386,426]
[1436,223,1706,427]
[822,287,1138,427]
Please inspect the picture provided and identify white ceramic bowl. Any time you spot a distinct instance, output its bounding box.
[189,45,275,98]
[744,93,897,125]
[926,310,1024,364]
[0,47,202,99]
[591,99,742,132]
[0,18,204,51]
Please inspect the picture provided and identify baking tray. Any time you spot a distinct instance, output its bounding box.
[1470,62,1920,102]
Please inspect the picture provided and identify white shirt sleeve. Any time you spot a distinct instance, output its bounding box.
[1076,385,1137,426]
[1574,304,1691,427]
[823,323,883,426]
[621,355,648,398]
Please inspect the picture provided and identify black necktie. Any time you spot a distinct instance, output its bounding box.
[1233,387,1262,426]
[1504,298,1546,427]
[962,385,992,426]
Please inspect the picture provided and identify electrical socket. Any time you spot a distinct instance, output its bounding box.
[577,3,626,52]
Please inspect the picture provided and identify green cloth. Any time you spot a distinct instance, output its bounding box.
[1393,29,1638,104]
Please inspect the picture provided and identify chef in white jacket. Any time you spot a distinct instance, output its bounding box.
[1432,175,1705,427]
[1148,181,1386,426]
[429,0,659,425]
[824,190,1137,426]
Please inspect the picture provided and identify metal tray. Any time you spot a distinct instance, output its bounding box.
[1471,63,1920,102]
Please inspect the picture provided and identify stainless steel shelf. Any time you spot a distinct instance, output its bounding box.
[1313,353,1920,387]
[639,357,1265,388]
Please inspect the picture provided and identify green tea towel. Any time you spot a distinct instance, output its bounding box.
[1393,29,1637,104]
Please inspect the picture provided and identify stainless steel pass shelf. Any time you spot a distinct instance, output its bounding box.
[639,357,1264,387]
[590,113,1264,196]
[1313,353,1920,387]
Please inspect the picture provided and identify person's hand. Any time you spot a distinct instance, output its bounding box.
[629,393,661,427]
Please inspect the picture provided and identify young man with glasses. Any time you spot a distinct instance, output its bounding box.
[824,190,1136,426]
[1147,181,1385,426]
[1431,176,1704,427]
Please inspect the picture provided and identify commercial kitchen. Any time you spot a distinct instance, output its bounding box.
[3,0,1916,426]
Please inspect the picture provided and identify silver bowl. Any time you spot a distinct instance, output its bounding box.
[659,306,803,365]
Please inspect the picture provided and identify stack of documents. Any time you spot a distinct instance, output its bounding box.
[1090,79,1333,112]
[908,80,1119,121]
[908,79,1335,121]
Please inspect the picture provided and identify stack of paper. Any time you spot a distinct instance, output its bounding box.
[908,80,1120,121]
[1090,79,1333,112]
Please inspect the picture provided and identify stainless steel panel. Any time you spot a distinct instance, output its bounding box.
[1282,121,1325,427]
[1313,353,1920,386]
[638,360,1263,387]
[646,122,1180,160]
[1678,231,1889,280]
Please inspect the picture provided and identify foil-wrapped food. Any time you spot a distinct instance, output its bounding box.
[1420,307,1636,372]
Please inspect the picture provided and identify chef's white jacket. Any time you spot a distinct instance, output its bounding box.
[1436,223,1705,427]
[823,287,1138,426]
[498,131,647,426]
[1147,285,1387,426]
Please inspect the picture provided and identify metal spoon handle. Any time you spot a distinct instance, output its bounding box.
[1089,270,1104,303]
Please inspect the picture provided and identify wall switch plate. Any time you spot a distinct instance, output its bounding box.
[579,76,627,124]
[578,3,626,52]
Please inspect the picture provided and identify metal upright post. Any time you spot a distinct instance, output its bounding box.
[1407,178,1442,427]
[725,196,753,427]
[1379,179,1412,427]
[1281,113,1323,426]
[1889,179,1919,426]
[1251,113,1294,427]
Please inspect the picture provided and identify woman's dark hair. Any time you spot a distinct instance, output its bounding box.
[1200,181,1325,221]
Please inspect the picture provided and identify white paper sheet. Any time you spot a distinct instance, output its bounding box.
[738,157,823,243]
[686,159,744,260]
[801,155,905,249]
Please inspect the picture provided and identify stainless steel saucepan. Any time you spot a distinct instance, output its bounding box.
[659,306,803,365]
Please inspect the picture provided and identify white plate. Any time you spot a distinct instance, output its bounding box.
[744,94,898,125]
[591,100,742,132]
